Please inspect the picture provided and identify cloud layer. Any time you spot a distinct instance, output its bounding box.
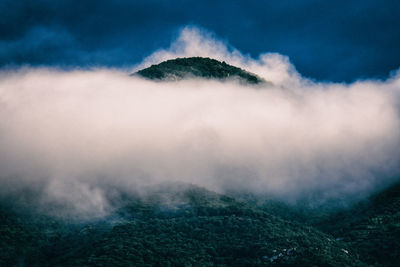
[1,28,400,217]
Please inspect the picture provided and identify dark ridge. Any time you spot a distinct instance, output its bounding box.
[133,57,266,84]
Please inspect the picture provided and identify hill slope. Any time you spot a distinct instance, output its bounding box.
[314,182,400,266]
[134,57,265,84]
[0,184,365,266]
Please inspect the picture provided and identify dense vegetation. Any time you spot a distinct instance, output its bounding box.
[0,185,368,266]
[314,182,400,266]
[1,182,400,266]
[134,57,265,84]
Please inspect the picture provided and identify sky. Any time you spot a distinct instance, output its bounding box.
[1,0,399,82]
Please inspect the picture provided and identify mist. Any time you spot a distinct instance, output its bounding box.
[1,27,400,217]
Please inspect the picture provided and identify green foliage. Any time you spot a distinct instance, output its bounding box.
[0,185,367,266]
[134,57,266,84]
[314,182,400,267]
[3,182,400,266]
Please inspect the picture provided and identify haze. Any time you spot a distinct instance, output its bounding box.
[1,28,399,217]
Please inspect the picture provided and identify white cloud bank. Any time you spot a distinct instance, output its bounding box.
[0,27,400,216]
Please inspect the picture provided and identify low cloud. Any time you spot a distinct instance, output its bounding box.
[1,27,400,217]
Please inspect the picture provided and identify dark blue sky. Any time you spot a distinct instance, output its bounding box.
[1,0,399,82]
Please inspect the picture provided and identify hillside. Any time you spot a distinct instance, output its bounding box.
[2,181,400,266]
[314,181,400,266]
[134,57,265,84]
[0,184,365,266]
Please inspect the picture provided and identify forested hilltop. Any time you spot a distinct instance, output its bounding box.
[134,57,265,84]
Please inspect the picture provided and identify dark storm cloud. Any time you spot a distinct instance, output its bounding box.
[1,0,399,81]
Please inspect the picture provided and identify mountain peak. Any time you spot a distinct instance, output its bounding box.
[134,57,265,84]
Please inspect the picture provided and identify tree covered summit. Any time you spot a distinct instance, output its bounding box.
[135,57,265,84]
